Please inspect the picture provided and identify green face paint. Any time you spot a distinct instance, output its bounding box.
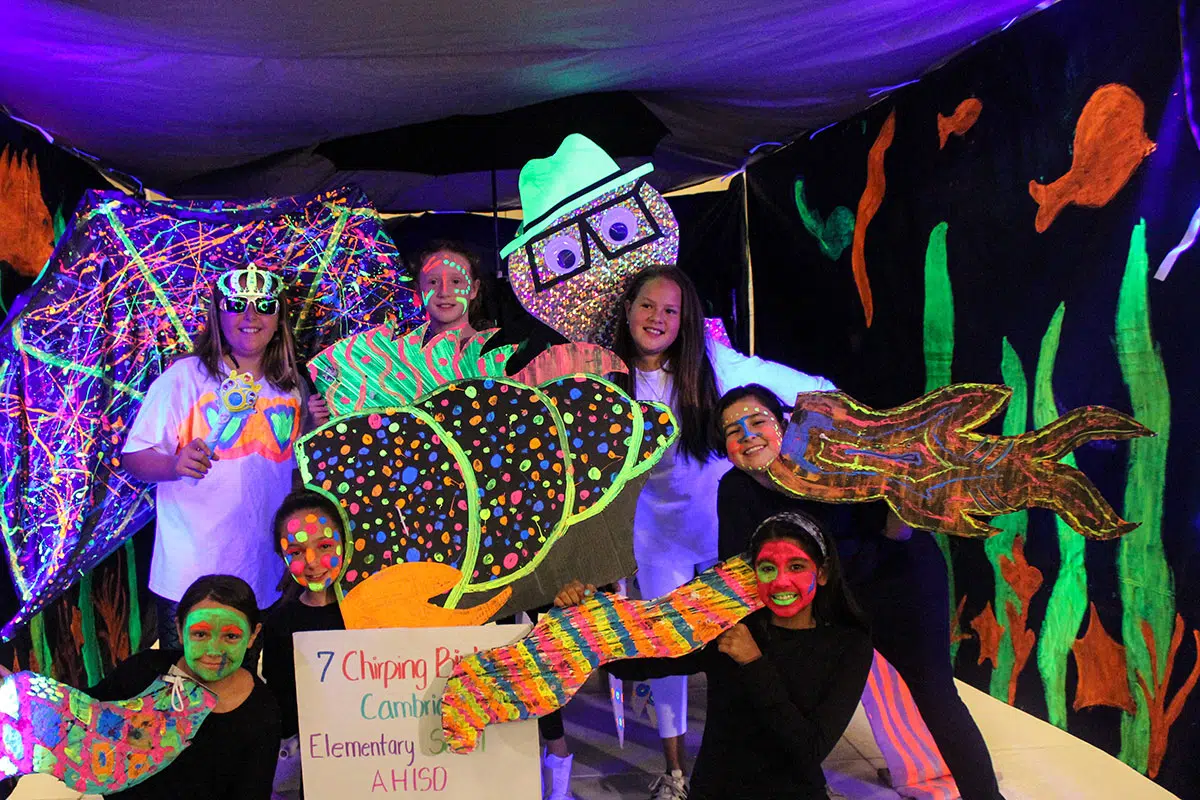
[182,607,250,681]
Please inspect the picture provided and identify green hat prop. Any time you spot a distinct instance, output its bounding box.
[500,134,654,259]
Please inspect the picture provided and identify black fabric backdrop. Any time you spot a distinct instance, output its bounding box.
[745,0,1199,794]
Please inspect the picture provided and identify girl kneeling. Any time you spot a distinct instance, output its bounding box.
[556,512,872,800]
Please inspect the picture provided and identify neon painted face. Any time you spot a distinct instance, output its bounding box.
[722,401,783,472]
[754,540,819,618]
[182,605,251,681]
[625,277,681,362]
[280,508,344,592]
[218,298,279,362]
[419,251,477,332]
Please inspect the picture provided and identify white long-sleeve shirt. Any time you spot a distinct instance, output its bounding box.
[632,341,835,567]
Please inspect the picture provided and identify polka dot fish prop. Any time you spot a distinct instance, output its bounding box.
[0,668,215,793]
[300,323,677,628]
[500,134,679,346]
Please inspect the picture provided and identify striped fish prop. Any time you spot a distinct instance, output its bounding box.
[441,557,760,752]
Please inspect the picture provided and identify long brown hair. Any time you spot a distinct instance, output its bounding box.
[187,279,300,392]
[410,239,492,330]
[613,266,719,461]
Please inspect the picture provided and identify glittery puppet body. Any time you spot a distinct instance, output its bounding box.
[0,669,215,793]
[302,323,678,628]
[769,383,1152,539]
[440,557,761,753]
[506,179,679,346]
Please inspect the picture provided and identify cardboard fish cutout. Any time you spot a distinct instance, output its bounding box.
[769,384,1152,539]
[0,668,215,793]
[441,557,758,753]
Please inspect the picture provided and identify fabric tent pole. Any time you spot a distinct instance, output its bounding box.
[492,168,503,278]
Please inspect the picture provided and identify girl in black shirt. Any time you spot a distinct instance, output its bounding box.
[714,384,1005,800]
[557,512,872,800]
[261,490,348,798]
[89,574,280,799]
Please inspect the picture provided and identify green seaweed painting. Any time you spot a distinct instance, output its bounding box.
[921,221,961,660]
[793,179,855,261]
[980,338,1027,700]
[1034,303,1088,730]
[1114,220,1198,778]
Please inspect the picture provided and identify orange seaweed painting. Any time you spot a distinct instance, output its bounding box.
[1029,84,1156,233]
[0,146,55,278]
[850,110,896,327]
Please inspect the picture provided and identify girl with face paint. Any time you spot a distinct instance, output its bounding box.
[261,491,348,799]
[554,513,872,800]
[86,575,281,799]
[715,385,1008,800]
[410,240,490,344]
[610,268,836,799]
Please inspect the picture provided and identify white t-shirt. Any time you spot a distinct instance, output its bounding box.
[123,357,301,605]
[632,341,835,567]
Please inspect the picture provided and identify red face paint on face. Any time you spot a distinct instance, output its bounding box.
[754,540,819,618]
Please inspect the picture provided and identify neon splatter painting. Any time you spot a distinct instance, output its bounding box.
[0,186,420,639]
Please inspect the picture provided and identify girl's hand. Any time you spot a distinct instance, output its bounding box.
[882,511,913,541]
[717,623,762,665]
[174,439,216,480]
[308,394,331,426]
[554,580,597,608]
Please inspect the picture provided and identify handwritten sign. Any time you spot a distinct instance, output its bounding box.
[295,625,539,797]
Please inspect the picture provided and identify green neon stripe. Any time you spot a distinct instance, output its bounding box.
[986,337,1027,701]
[78,571,103,684]
[125,539,142,654]
[1033,303,1086,730]
[13,324,147,399]
[1115,221,1173,773]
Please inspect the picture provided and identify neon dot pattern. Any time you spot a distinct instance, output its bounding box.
[298,324,677,622]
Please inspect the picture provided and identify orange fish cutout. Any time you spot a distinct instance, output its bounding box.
[340,561,512,629]
[938,98,983,148]
[850,110,896,328]
[1029,84,1156,233]
[0,147,55,277]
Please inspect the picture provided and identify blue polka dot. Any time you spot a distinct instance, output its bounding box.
[533,500,544,512]
[598,443,609,453]
[569,388,582,400]
[376,531,387,543]
[406,548,421,562]
[401,467,418,484]
[490,454,503,468]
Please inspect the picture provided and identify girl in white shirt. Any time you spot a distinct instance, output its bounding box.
[122,265,329,652]
[610,266,834,800]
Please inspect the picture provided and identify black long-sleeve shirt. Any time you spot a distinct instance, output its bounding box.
[261,598,345,738]
[610,611,873,800]
[89,649,280,800]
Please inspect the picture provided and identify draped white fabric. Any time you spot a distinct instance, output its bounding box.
[1,0,1051,209]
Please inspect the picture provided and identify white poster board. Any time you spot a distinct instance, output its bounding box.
[294,625,539,798]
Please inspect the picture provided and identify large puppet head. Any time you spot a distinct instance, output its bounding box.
[501,134,679,346]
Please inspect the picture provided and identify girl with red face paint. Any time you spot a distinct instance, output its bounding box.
[261,491,348,800]
[611,267,836,799]
[556,513,871,800]
[715,385,1007,800]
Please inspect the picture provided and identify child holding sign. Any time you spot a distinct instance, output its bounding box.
[122,265,329,651]
[262,490,348,800]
